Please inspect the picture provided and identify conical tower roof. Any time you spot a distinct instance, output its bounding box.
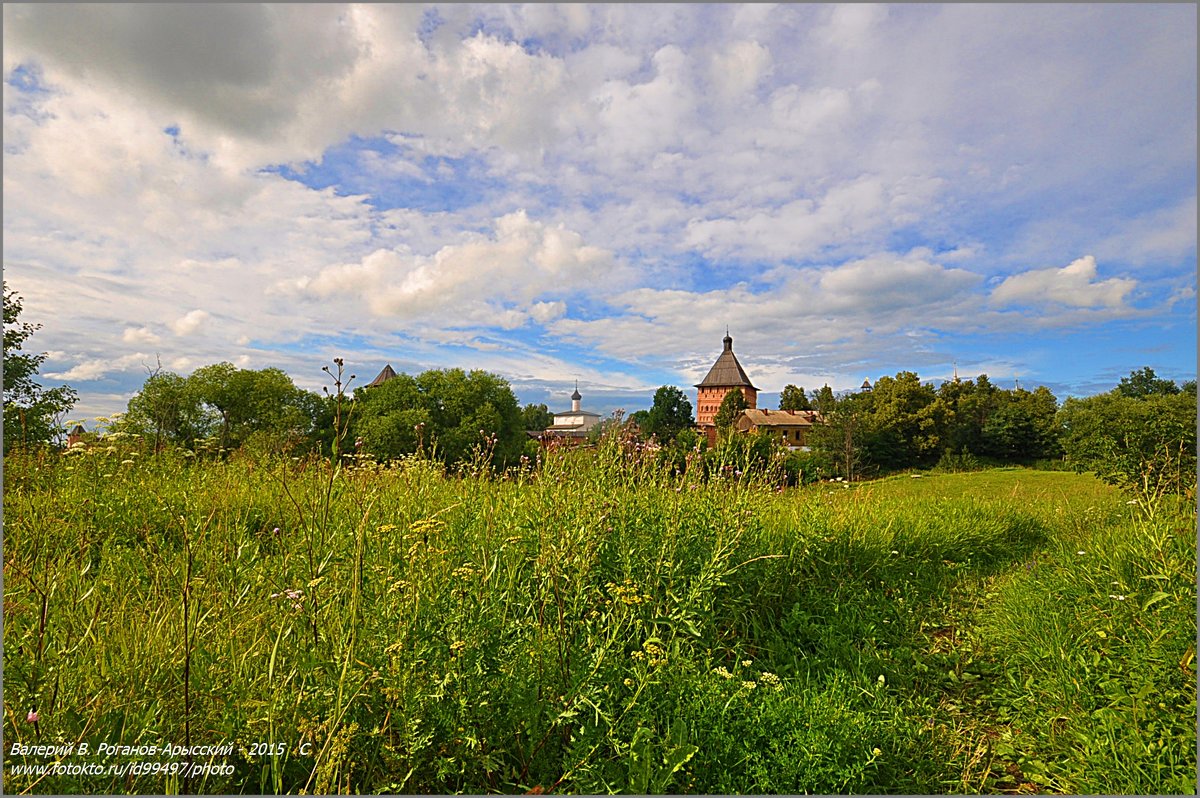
[695,334,758,390]
[368,364,398,387]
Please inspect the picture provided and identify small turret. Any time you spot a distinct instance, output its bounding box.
[571,380,582,412]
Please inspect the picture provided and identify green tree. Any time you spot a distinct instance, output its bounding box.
[186,362,317,451]
[713,388,748,435]
[809,390,870,481]
[779,384,811,411]
[1058,391,1196,501]
[119,369,211,449]
[3,285,78,451]
[1116,366,1180,398]
[521,402,554,431]
[859,371,937,469]
[813,385,837,415]
[353,368,524,467]
[627,409,651,432]
[979,386,1061,461]
[644,385,694,443]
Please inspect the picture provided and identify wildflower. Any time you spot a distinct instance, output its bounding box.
[1109,594,1126,601]
[623,678,634,687]
[273,527,281,535]
[760,672,783,691]
[714,666,733,679]
[26,710,38,723]
[877,674,886,684]
[450,640,467,653]
[872,747,883,757]
[271,588,304,610]
[741,680,757,690]
[741,659,752,667]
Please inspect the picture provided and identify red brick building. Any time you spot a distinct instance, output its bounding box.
[695,332,758,445]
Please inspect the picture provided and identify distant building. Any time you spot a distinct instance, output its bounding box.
[368,364,398,387]
[695,332,759,445]
[860,378,872,392]
[541,382,601,441]
[67,424,86,447]
[735,408,821,450]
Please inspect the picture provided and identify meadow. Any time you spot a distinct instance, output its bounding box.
[2,433,1195,795]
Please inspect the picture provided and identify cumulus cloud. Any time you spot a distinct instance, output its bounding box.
[3,4,1194,417]
[300,211,618,324]
[170,309,211,336]
[991,256,1137,309]
[46,352,151,382]
[122,326,161,345]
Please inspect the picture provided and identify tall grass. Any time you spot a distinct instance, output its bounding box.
[2,440,1194,794]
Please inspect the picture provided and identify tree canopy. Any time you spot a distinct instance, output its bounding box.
[778,384,811,411]
[352,367,526,467]
[3,285,77,451]
[119,362,320,451]
[1059,368,1196,500]
[521,403,554,432]
[713,388,748,434]
[644,385,694,443]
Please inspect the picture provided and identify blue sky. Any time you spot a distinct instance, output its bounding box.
[3,4,1195,423]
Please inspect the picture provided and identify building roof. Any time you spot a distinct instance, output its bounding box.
[740,408,821,428]
[552,410,601,420]
[368,364,398,387]
[571,380,582,401]
[695,334,759,390]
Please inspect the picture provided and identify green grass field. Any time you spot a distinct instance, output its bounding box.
[3,439,1195,794]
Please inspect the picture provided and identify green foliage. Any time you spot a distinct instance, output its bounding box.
[712,388,748,434]
[353,367,524,468]
[1115,366,1180,399]
[521,402,554,431]
[2,451,1193,794]
[118,362,319,453]
[1058,390,1196,502]
[643,385,694,444]
[813,384,837,414]
[3,284,78,451]
[778,383,811,411]
[807,373,1063,478]
[808,390,871,480]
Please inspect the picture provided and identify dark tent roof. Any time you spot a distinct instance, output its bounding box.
[695,334,758,390]
[368,364,398,387]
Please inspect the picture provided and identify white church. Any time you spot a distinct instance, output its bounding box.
[542,382,601,440]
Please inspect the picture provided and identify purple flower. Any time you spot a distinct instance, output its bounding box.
[26,710,38,723]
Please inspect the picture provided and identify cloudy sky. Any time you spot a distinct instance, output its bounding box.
[4,4,1196,422]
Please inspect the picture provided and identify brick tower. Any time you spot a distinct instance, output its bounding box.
[695,332,758,444]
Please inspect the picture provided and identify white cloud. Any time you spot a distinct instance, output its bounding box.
[991,256,1137,309]
[46,352,151,382]
[3,4,1194,418]
[170,309,211,336]
[122,326,161,345]
[300,210,618,323]
[709,40,772,103]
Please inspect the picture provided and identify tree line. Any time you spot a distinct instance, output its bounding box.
[4,285,1194,499]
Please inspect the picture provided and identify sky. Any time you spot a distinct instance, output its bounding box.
[3,3,1196,424]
